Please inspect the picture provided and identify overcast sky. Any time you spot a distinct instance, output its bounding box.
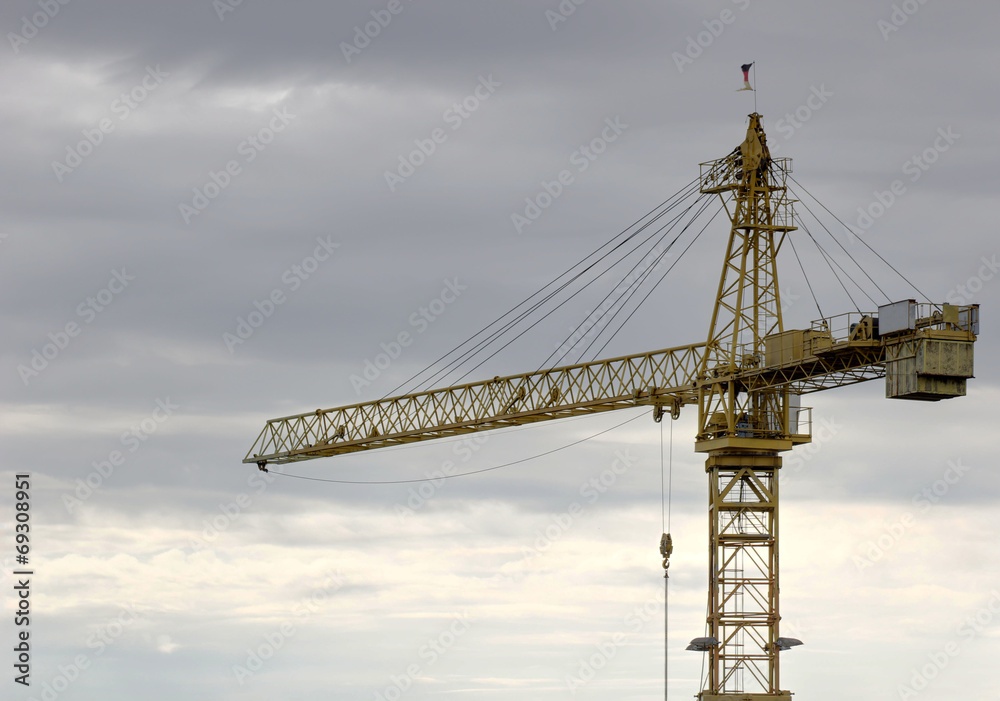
[2,1,998,700]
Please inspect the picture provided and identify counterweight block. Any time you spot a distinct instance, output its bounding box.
[885,333,975,401]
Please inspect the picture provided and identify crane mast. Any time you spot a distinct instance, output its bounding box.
[244,113,979,700]
[692,114,798,699]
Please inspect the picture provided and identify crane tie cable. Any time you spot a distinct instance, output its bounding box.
[264,413,645,485]
[385,177,704,397]
[541,193,709,370]
[789,175,932,303]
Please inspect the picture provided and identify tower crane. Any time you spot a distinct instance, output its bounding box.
[244,113,979,700]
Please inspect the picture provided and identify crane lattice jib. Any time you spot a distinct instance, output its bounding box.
[245,343,705,464]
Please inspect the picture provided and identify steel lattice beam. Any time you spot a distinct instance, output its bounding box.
[245,344,705,464]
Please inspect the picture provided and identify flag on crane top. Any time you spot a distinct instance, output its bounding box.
[738,62,754,91]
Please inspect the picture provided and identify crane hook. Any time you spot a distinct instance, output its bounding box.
[659,532,673,577]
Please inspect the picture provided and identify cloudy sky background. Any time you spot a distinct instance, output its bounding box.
[2,1,998,699]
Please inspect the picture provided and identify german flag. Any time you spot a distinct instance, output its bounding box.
[738,63,754,91]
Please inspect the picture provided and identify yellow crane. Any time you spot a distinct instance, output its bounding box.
[244,113,979,700]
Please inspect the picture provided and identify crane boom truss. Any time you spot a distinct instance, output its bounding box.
[245,343,705,464]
